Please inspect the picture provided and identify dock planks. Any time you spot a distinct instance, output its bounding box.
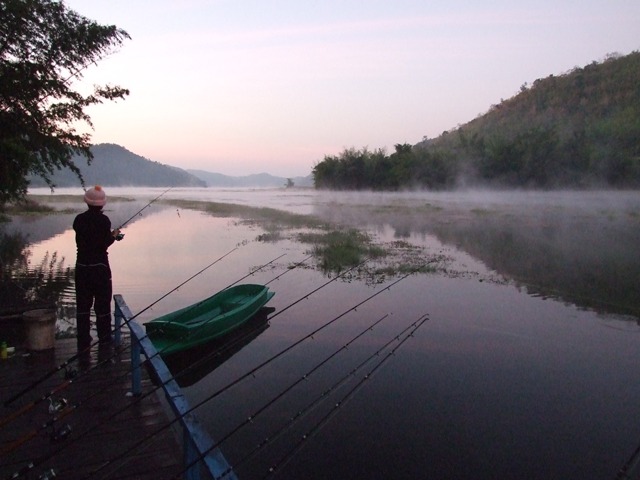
[0,336,184,479]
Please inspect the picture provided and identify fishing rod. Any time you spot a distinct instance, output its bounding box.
[0,401,76,457]
[12,258,425,478]
[73,258,370,479]
[114,186,173,234]
[172,313,392,479]
[263,314,430,479]
[1,246,238,414]
[219,313,430,480]
[1,253,300,473]
[7,250,304,423]
[615,441,640,480]
[1,253,292,441]
[81,260,425,479]
[165,265,436,480]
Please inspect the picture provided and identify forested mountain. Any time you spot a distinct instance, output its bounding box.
[313,51,640,189]
[28,144,206,188]
[27,143,313,189]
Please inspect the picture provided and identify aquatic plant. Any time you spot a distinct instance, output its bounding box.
[298,229,387,273]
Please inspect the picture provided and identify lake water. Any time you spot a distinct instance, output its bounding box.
[5,187,640,479]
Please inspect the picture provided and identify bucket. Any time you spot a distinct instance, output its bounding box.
[23,309,56,351]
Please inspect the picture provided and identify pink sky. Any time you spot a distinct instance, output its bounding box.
[65,0,640,177]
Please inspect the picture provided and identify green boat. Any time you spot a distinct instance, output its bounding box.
[145,284,275,356]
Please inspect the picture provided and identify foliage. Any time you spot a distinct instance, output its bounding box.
[313,51,640,190]
[0,231,71,314]
[0,0,130,204]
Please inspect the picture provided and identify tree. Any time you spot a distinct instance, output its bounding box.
[0,0,130,204]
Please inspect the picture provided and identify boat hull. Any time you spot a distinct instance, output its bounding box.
[145,284,275,356]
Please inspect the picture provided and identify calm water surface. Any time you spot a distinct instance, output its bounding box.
[9,187,640,479]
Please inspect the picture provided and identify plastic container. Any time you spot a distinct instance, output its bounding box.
[23,309,57,351]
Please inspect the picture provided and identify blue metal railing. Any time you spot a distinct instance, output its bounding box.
[114,294,238,480]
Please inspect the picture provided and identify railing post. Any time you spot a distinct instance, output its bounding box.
[184,426,200,480]
[113,303,122,347]
[131,335,142,396]
[113,293,238,479]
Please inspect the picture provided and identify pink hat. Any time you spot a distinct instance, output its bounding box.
[84,185,106,207]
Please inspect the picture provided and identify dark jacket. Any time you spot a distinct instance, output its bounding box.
[73,208,115,265]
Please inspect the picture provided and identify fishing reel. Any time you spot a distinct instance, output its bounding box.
[115,232,125,241]
[49,423,72,443]
[64,365,77,379]
[48,397,68,414]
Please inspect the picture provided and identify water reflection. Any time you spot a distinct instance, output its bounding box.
[312,191,640,320]
[0,229,74,342]
[163,307,272,388]
[13,188,640,479]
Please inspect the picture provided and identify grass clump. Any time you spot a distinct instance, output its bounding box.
[298,229,386,273]
[1,199,55,217]
[165,199,326,229]
[470,208,491,216]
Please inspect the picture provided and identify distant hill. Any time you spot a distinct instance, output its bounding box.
[187,169,313,187]
[313,51,640,189]
[28,143,314,189]
[29,144,206,188]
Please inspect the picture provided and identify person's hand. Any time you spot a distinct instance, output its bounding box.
[112,228,124,241]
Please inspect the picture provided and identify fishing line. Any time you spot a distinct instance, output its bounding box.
[2,253,302,476]
[105,312,391,480]
[1,253,297,455]
[72,259,370,478]
[65,422,170,480]
[1,247,238,417]
[220,254,287,291]
[209,313,429,480]
[0,255,286,466]
[263,314,429,479]
[263,258,369,323]
[0,402,76,457]
[9,258,420,477]
[80,261,423,479]
[114,187,173,231]
[264,255,314,286]
[172,312,391,479]
[615,439,640,480]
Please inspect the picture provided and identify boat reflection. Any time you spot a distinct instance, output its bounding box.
[162,306,273,388]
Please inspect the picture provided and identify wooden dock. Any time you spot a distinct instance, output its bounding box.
[0,335,184,479]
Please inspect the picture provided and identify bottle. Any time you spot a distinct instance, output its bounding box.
[1,342,7,360]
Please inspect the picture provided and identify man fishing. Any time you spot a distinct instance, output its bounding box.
[73,185,122,352]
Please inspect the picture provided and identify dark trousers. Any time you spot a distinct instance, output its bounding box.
[75,263,113,349]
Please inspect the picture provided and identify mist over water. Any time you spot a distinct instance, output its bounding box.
[310,189,640,319]
[5,187,640,479]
